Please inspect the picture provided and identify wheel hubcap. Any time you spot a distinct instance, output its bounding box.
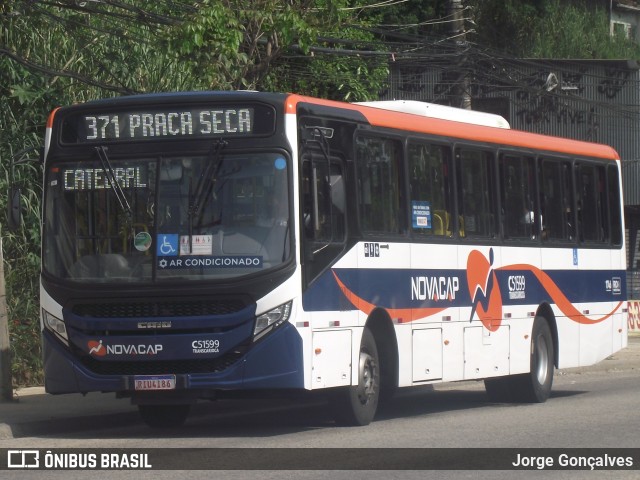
[535,335,549,385]
[356,351,377,406]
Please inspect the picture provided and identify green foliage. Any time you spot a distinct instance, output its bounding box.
[528,1,640,59]
[469,0,640,60]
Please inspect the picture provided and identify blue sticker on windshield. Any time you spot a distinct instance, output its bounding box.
[157,234,179,256]
[274,158,286,170]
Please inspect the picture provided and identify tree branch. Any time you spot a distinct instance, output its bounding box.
[0,46,138,94]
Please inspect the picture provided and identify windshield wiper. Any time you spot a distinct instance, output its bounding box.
[187,139,227,253]
[95,146,133,219]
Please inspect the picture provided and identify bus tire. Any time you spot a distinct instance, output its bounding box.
[511,317,554,403]
[331,328,380,426]
[138,404,191,428]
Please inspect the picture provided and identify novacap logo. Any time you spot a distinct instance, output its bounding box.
[466,248,503,332]
[87,340,164,356]
[87,340,106,357]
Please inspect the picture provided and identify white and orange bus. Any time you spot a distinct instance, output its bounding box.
[30,91,627,427]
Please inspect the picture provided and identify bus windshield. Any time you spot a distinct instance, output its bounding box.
[43,151,290,283]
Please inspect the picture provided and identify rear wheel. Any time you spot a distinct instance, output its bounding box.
[511,317,554,403]
[138,404,191,428]
[484,317,554,403]
[331,328,380,426]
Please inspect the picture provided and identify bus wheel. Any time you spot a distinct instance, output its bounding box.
[138,404,191,428]
[512,317,554,403]
[331,328,380,426]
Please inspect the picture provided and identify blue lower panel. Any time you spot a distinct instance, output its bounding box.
[42,324,304,394]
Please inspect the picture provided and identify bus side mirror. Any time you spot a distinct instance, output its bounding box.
[7,186,22,230]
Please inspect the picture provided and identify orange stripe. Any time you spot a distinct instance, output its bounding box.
[285,94,619,161]
[332,271,446,322]
[499,264,623,324]
[47,107,61,128]
[332,267,622,326]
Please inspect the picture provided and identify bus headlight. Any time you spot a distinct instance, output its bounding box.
[253,301,292,342]
[42,309,69,346]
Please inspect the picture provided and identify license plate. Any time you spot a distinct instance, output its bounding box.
[133,375,176,391]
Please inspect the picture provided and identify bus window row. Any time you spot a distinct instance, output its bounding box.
[355,134,623,247]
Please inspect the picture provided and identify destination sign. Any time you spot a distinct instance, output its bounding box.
[60,104,276,144]
[63,166,147,191]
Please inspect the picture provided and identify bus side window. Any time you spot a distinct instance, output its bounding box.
[608,164,623,246]
[356,135,405,235]
[540,159,575,242]
[499,154,538,240]
[301,155,346,286]
[455,148,497,238]
[575,163,607,243]
[302,157,345,243]
[408,142,452,237]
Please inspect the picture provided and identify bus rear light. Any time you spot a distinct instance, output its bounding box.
[253,301,292,342]
[42,309,69,346]
[331,320,340,327]
[504,313,512,318]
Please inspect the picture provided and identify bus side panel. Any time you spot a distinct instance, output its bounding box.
[500,246,542,376]
[410,243,462,384]
[541,247,581,369]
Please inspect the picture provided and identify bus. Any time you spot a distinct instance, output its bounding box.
[21,91,627,428]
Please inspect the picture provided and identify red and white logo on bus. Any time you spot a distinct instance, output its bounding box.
[87,340,106,357]
[467,248,503,332]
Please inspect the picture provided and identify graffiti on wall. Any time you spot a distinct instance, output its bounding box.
[390,64,632,135]
[627,301,640,333]
[598,68,631,99]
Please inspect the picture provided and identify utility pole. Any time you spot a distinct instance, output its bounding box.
[0,226,14,401]
[447,0,472,110]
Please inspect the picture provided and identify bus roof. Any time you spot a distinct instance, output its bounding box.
[355,100,511,129]
[47,91,619,162]
[286,94,620,161]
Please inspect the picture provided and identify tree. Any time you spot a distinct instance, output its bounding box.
[468,0,640,59]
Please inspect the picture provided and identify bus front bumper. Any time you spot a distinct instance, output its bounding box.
[42,324,305,395]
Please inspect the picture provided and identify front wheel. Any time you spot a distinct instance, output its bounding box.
[330,328,380,426]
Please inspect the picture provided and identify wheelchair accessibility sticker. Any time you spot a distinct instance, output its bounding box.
[157,234,179,256]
